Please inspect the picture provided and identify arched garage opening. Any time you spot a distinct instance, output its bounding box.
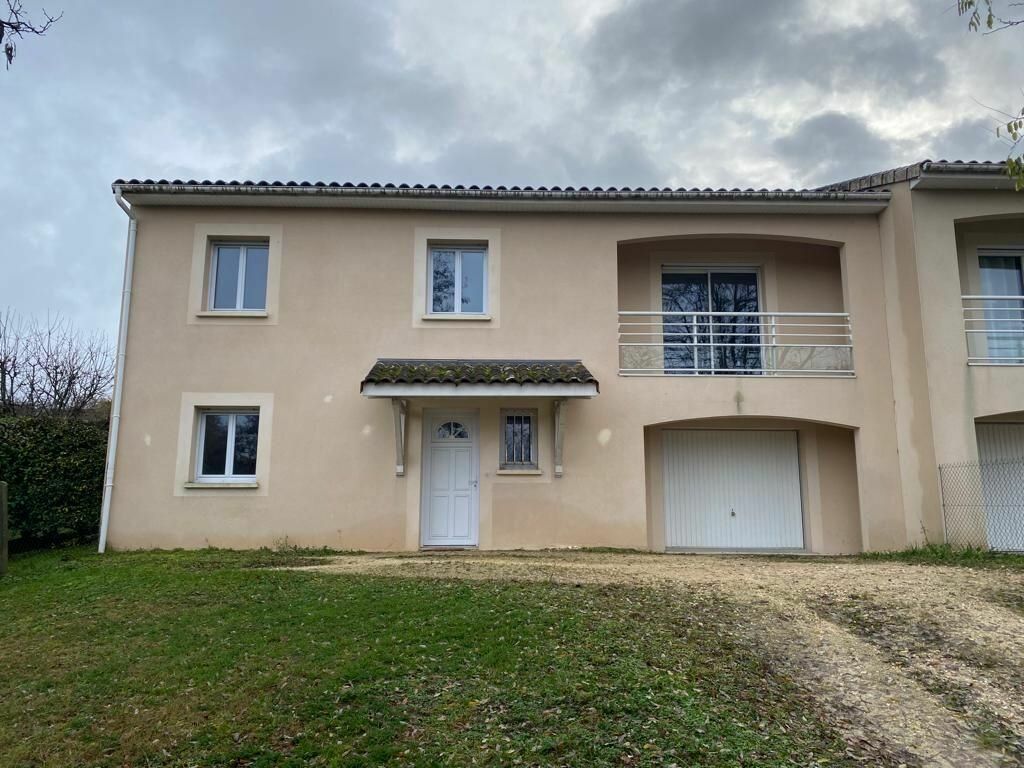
[644,416,862,554]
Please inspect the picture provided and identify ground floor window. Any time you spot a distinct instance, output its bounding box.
[196,409,260,482]
[500,409,538,469]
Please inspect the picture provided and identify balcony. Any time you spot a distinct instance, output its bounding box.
[963,295,1024,365]
[618,310,854,377]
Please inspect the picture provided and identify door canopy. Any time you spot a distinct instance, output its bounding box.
[360,358,599,398]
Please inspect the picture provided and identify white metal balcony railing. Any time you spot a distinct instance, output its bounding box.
[618,311,854,377]
[963,295,1024,365]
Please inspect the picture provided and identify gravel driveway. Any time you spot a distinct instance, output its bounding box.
[300,551,1024,767]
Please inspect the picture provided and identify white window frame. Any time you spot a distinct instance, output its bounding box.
[427,245,488,315]
[208,242,269,312]
[661,265,763,310]
[975,247,1024,364]
[195,408,260,483]
[500,408,539,470]
[661,265,764,374]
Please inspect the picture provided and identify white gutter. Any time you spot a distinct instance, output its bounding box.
[116,181,892,215]
[909,173,1016,191]
[98,187,136,553]
[116,193,890,216]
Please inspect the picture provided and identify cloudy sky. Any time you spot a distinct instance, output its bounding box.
[3,0,1020,338]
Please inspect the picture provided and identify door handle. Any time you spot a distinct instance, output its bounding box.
[730,507,736,517]
[471,480,478,488]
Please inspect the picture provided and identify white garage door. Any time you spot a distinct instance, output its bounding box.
[663,430,804,550]
[976,423,1024,552]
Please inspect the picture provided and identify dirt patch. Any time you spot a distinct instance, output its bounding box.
[295,551,1024,766]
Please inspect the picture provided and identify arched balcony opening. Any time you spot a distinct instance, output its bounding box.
[955,217,1024,366]
[617,236,852,377]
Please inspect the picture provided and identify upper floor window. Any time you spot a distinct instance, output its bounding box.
[209,243,269,311]
[428,246,487,314]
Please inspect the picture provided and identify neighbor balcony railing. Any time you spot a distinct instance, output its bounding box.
[963,295,1024,366]
[618,310,854,377]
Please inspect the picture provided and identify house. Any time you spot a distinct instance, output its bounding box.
[96,161,1024,553]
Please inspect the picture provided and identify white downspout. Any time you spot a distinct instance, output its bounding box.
[98,186,136,553]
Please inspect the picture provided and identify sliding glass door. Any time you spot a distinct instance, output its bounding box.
[662,269,761,374]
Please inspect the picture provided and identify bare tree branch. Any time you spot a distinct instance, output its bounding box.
[958,0,1024,187]
[0,310,114,417]
[1,0,61,69]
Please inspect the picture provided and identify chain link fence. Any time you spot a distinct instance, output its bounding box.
[940,458,1024,552]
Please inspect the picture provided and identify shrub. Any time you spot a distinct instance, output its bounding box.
[0,416,108,549]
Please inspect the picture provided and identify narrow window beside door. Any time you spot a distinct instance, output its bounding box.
[428,246,487,314]
[500,409,538,469]
[196,410,260,482]
[209,243,269,311]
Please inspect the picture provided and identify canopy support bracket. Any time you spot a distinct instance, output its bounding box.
[553,399,567,477]
[392,398,408,476]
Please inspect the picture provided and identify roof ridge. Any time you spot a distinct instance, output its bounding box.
[818,159,1009,192]
[113,179,890,205]
[114,178,849,194]
[114,159,1010,198]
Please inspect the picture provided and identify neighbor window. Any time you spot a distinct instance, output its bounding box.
[196,410,260,482]
[979,249,1024,363]
[209,243,269,311]
[500,409,538,469]
[428,246,487,314]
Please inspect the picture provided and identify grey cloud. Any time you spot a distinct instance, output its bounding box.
[585,0,790,94]
[556,131,665,187]
[585,0,946,103]
[772,112,1009,189]
[269,126,666,189]
[929,117,1006,161]
[1,1,465,338]
[772,112,904,187]
[414,130,665,188]
[113,2,462,180]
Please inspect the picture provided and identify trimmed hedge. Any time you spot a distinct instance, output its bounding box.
[0,416,108,549]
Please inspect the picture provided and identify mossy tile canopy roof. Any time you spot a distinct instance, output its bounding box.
[361,359,598,391]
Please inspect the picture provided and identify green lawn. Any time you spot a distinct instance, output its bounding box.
[0,548,859,767]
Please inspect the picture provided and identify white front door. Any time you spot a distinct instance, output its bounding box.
[663,429,804,550]
[421,411,479,547]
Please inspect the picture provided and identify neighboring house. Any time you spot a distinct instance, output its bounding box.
[97,160,1024,554]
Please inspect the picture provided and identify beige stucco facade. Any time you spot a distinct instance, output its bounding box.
[102,173,1024,554]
